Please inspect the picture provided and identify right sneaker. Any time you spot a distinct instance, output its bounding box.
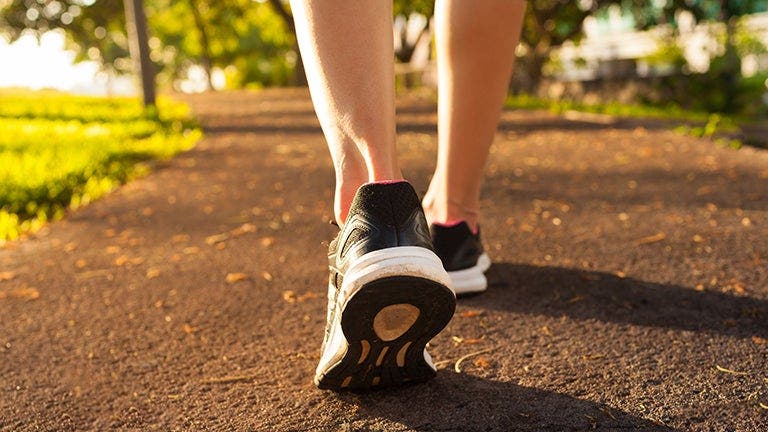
[315,181,456,391]
[430,221,492,295]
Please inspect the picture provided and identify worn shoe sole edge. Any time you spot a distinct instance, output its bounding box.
[315,247,455,391]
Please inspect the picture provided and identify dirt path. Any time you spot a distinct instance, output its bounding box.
[1,89,767,431]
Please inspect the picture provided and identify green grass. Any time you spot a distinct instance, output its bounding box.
[0,91,202,242]
[506,94,719,122]
[505,94,748,149]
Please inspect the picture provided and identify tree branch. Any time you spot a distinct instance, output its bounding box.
[267,0,295,34]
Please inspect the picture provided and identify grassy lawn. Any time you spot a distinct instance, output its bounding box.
[505,94,751,149]
[0,91,202,243]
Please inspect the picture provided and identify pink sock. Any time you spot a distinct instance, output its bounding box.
[366,179,408,185]
[432,219,478,234]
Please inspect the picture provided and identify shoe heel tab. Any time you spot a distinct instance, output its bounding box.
[348,181,422,225]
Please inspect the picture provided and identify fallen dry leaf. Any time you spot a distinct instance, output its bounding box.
[723,280,746,295]
[75,259,87,269]
[183,323,198,334]
[171,234,190,243]
[183,246,200,255]
[455,348,494,373]
[260,237,275,248]
[262,271,273,281]
[297,291,319,302]
[205,233,229,245]
[230,223,256,237]
[283,290,297,303]
[114,255,129,266]
[472,356,491,369]
[146,268,161,279]
[458,310,483,318]
[635,232,666,245]
[226,273,248,284]
[751,336,766,345]
[0,272,16,282]
[0,287,40,300]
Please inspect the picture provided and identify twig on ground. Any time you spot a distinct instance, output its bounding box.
[454,348,495,373]
[715,365,750,375]
[201,374,258,384]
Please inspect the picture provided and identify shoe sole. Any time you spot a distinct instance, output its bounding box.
[448,253,492,296]
[316,247,455,391]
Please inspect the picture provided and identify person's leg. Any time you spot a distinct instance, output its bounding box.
[423,0,526,231]
[291,0,455,392]
[290,0,400,225]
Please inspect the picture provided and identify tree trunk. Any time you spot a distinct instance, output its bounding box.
[267,0,307,86]
[123,0,156,108]
[719,1,741,113]
[189,0,215,91]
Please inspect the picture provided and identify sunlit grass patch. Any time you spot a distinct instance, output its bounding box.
[0,91,202,243]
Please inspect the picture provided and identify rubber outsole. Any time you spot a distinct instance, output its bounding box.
[315,276,456,391]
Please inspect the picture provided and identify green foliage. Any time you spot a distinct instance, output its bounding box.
[643,37,687,70]
[147,0,297,87]
[393,0,434,17]
[0,91,201,242]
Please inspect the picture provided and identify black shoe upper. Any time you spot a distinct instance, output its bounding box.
[430,222,484,272]
[328,181,434,287]
[324,182,434,348]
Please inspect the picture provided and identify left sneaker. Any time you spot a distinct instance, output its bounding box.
[430,221,492,295]
[315,181,456,391]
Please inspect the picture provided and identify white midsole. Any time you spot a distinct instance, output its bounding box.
[316,247,451,381]
[447,253,492,295]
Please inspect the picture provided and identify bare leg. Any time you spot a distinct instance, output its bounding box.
[290,0,400,224]
[423,0,526,231]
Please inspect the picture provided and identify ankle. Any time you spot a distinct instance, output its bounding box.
[422,196,480,233]
[334,170,368,225]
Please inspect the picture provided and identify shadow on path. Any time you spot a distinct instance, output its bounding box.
[343,371,676,431]
[471,263,768,338]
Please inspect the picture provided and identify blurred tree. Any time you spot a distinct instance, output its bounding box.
[627,0,767,112]
[0,0,302,89]
[518,1,606,90]
[147,0,298,89]
[0,1,130,74]
[124,0,156,107]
